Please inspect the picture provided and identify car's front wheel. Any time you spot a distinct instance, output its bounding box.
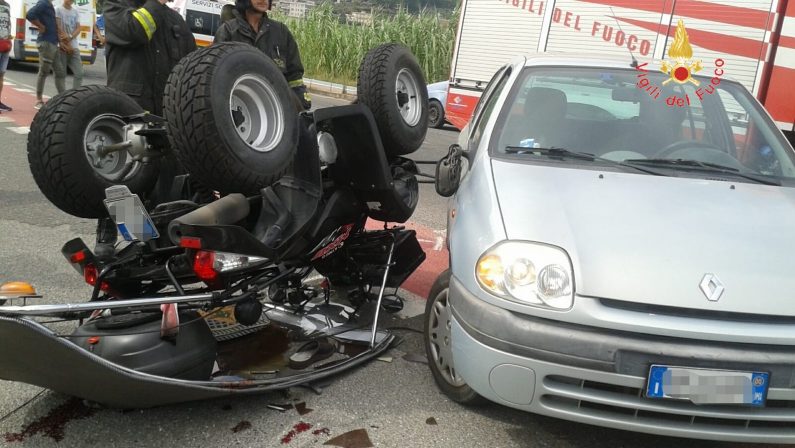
[424,269,483,404]
[428,99,445,128]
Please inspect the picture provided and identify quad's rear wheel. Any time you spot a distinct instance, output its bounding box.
[164,42,299,194]
[357,43,429,156]
[27,85,159,218]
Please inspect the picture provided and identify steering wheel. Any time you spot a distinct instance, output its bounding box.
[652,140,746,170]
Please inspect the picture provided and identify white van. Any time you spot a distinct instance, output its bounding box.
[7,0,97,64]
[169,0,233,47]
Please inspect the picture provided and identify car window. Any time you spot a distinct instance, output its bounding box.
[468,66,512,151]
[492,66,795,182]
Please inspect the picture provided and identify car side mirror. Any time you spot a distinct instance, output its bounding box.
[436,144,464,197]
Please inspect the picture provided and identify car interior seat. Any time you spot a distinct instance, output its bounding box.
[501,87,568,149]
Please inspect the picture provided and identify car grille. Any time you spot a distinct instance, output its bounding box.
[599,298,795,324]
[540,375,795,436]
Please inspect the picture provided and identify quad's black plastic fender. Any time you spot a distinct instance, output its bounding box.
[0,316,393,408]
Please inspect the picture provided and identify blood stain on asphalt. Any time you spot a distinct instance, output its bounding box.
[3,398,96,443]
[281,421,313,444]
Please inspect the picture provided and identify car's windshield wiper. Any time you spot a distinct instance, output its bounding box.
[504,146,665,176]
[623,158,781,186]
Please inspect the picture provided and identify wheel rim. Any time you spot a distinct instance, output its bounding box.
[229,74,285,153]
[427,287,466,386]
[83,114,140,182]
[428,103,440,125]
[395,68,422,127]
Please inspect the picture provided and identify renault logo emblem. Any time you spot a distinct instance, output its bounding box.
[699,274,725,302]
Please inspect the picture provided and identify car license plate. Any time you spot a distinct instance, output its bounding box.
[646,365,769,406]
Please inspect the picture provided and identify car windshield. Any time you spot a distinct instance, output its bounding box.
[493,66,795,182]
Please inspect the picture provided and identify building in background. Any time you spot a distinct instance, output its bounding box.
[276,0,315,18]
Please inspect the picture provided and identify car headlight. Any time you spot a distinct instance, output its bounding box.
[475,241,573,310]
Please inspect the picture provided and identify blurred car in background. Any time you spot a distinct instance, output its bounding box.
[427,81,448,129]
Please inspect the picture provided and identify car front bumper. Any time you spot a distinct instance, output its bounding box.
[448,275,795,443]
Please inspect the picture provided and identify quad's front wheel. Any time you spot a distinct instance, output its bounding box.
[164,42,299,194]
[357,43,429,157]
[27,86,160,218]
[424,269,483,404]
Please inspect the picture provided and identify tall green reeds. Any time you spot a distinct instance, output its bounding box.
[274,3,456,85]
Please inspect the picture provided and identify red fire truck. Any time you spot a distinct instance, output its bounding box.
[445,0,795,140]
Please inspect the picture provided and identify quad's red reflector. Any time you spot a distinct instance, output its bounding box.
[87,336,100,345]
[192,251,218,282]
[70,250,86,263]
[83,264,110,292]
[180,237,202,249]
[84,264,97,285]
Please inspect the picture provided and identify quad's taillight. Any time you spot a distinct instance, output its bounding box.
[83,264,111,292]
[191,250,266,283]
[192,250,218,282]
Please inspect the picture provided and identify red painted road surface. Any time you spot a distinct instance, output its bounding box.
[0,83,41,127]
[1,84,448,299]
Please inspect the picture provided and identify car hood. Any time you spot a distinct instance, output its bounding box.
[491,160,795,316]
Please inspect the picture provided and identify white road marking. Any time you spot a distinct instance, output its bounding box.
[0,116,14,123]
[15,88,34,94]
[8,127,30,134]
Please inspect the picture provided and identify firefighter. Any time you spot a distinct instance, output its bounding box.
[103,0,196,115]
[214,0,311,110]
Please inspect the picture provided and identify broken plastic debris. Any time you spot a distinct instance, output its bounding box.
[323,429,373,448]
[402,353,428,364]
[295,402,313,415]
[426,417,437,425]
[376,356,393,363]
[231,421,252,433]
[267,403,294,412]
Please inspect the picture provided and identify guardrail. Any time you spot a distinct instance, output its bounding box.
[304,78,357,101]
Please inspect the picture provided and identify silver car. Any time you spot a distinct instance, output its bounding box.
[425,54,795,443]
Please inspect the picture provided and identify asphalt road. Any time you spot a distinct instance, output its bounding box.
[0,59,776,448]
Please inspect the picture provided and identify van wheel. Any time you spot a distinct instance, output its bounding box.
[357,43,428,157]
[27,86,159,218]
[163,42,298,195]
[424,269,484,404]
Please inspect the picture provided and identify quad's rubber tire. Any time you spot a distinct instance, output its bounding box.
[428,99,445,129]
[164,42,298,195]
[424,269,485,405]
[27,85,159,219]
[357,43,429,156]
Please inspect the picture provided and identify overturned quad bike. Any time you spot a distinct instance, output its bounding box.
[0,42,430,408]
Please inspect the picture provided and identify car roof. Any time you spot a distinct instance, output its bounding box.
[515,53,738,84]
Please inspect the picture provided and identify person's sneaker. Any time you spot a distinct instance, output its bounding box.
[0,102,10,112]
[34,101,44,110]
